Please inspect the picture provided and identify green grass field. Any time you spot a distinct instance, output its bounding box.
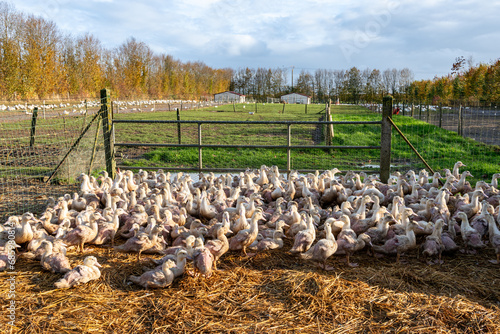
[111,103,499,181]
[1,103,497,182]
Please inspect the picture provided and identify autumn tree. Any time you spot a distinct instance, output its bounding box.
[0,2,22,99]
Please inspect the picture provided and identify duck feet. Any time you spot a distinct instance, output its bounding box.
[488,259,499,264]
[347,262,359,267]
[460,248,477,255]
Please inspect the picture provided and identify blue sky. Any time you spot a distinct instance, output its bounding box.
[13,0,500,80]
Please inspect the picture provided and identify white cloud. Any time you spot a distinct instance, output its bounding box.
[11,0,500,79]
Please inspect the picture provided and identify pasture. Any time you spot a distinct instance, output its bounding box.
[114,103,499,182]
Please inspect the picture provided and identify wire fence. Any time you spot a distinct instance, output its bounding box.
[0,97,229,221]
[0,102,107,221]
[380,103,500,179]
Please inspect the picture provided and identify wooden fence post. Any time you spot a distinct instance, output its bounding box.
[305,103,307,114]
[328,99,334,140]
[438,103,442,128]
[101,88,116,180]
[177,108,181,144]
[458,104,463,136]
[255,101,257,113]
[325,101,335,147]
[198,123,202,171]
[29,107,38,147]
[411,103,414,117]
[233,101,236,112]
[282,103,285,114]
[287,124,291,174]
[380,95,393,184]
[426,103,430,123]
[419,103,422,120]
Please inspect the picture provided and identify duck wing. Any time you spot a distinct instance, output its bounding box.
[372,237,399,255]
[129,268,172,288]
[54,265,93,288]
[228,230,251,250]
[194,247,214,277]
[421,237,442,257]
[290,230,315,253]
[42,254,71,274]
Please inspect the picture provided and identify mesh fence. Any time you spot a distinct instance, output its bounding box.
[390,102,500,180]
[0,100,106,221]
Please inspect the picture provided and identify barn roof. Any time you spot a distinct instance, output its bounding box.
[281,93,311,98]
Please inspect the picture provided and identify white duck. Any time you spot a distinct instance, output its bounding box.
[289,213,316,254]
[456,212,485,253]
[487,213,500,264]
[39,240,71,274]
[128,258,175,289]
[420,219,445,264]
[228,209,263,256]
[300,221,337,270]
[54,256,102,289]
[372,220,422,263]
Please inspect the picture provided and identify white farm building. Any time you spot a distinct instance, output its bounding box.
[214,91,246,103]
[281,93,311,104]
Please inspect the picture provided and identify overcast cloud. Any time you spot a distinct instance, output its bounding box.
[12,0,500,80]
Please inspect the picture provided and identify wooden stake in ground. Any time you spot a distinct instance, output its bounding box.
[29,107,38,147]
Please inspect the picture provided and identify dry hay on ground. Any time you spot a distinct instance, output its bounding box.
[1,237,500,334]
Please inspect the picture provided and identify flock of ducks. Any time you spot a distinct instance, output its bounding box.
[1,162,499,289]
[1,99,219,116]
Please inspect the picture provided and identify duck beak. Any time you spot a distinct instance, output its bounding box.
[415,224,425,231]
[94,261,102,268]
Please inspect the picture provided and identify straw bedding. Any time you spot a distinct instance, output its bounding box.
[2,237,499,334]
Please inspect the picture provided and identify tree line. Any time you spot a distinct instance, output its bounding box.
[230,66,415,103]
[230,60,500,106]
[407,57,500,106]
[0,2,232,101]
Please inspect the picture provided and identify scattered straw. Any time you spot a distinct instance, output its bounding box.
[1,238,499,333]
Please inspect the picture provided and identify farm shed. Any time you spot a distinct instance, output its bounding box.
[214,91,246,103]
[281,93,311,104]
